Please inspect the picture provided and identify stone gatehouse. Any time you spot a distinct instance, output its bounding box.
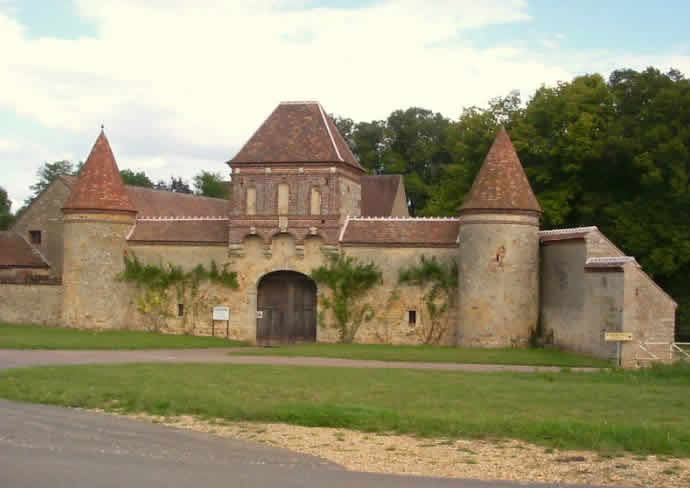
[0,101,677,366]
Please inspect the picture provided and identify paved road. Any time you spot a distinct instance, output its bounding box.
[0,348,603,372]
[0,399,601,488]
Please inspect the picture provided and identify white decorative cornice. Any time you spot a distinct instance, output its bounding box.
[136,216,229,221]
[539,226,598,236]
[349,216,460,221]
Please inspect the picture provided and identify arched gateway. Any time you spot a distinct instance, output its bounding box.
[256,271,317,345]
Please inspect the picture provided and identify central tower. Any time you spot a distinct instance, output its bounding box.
[457,128,542,347]
[227,101,364,256]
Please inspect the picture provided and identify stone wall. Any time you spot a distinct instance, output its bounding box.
[541,240,587,350]
[457,212,540,347]
[12,178,71,276]
[338,246,458,345]
[0,284,63,325]
[621,263,677,366]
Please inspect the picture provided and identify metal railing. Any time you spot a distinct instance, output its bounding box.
[635,341,690,362]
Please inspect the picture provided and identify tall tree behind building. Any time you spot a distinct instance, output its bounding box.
[0,186,14,230]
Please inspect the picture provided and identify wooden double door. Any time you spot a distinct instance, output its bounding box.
[257,271,317,345]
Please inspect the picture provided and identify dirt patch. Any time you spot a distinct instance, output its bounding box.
[118,412,689,487]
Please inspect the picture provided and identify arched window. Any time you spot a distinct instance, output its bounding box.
[246,187,256,215]
[278,183,289,215]
[310,188,321,215]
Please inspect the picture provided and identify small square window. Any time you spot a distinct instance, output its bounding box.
[29,230,42,245]
[178,304,185,317]
[408,310,417,327]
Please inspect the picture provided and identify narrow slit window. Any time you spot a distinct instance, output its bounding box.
[29,230,42,245]
[246,187,256,215]
[278,183,289,215]
[408,310,417,327]
[310,188,321,215]
[178,304,185,317]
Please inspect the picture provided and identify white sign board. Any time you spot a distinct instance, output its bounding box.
[605,331,633,342]
[256,310,264,319]
[213,306,230,321]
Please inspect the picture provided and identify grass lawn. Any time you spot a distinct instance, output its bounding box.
[0,324,246,349]
[0,362,688,456]
[229,343,611,368]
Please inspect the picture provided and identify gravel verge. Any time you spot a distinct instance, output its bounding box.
[114,412,689,487]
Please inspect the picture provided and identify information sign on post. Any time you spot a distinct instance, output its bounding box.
[212,306,230,338]
[213,306,230,321]
[604,331,633,367]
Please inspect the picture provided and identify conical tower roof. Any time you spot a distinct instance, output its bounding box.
[230,101,363,171]
[63,130,136,214]
[459,128,541,214]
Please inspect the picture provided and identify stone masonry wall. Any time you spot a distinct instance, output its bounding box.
[0,284,63,325]
[621,263,677,366]
[541,240,587,350]
[336,246,458,345]
[457,213,540,347]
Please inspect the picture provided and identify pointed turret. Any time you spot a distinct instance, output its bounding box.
[63,130,136,214]
[459,128,541,214]
[456,128,541,349]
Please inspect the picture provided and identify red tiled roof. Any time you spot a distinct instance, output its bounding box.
[361,175,404,217]
[0,232,50,268]
[62,131,137,214]
[128,219,228,244]
[459,128,541,214]
[61,175,229,218]
[341,218,459,247]
[230,102,363,171]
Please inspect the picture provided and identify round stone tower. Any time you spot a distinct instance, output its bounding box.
[456,128,542,347]
[61,130,137,329]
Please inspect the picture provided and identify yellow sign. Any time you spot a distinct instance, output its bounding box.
[605,332,633,342]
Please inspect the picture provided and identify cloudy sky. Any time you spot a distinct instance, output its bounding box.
[2,0,689,210]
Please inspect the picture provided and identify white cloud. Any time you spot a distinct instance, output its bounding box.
[0,0,687,207]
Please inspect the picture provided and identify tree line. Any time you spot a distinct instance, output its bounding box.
[333,67,690,340]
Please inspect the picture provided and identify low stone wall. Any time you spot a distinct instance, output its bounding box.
[0,283,63,325]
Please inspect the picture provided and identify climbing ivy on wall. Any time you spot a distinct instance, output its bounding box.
[118,253,238,333]
[398,255,458,345]
[311,253,383,344]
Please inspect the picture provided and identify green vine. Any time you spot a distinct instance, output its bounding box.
[398,255,458,344]
[118,253,238,332]
[311,252,382,343]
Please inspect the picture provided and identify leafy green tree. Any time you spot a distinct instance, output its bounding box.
[120,169,154,188]
[25,160,77,205]
[193,171,228,199]
[0,186,14,230]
